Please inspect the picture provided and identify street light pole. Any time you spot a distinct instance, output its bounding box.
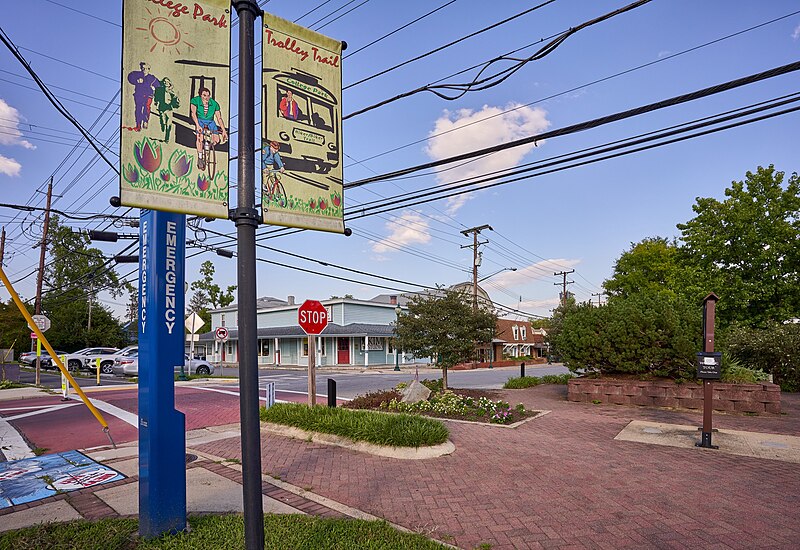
[232,2,264,548]
[394,306,401,371]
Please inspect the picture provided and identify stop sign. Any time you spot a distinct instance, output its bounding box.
[298,300,329,335]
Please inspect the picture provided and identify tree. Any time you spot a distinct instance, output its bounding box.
[189,260,236,328]
[677,165,800,327]
[552,291,700,379]
[394,286,497,390]
[0,299,32,359]
[40,217,126,349]
[604,237,687,298]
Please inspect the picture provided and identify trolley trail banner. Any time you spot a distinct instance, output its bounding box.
[261,12,344,233]
[120,0,231,218]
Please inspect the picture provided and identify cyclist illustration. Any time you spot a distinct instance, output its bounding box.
[190,87,228,171]
[262,140,287,207]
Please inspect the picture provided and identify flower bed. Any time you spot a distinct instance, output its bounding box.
[344,382,539,425]
[568,377,781,414]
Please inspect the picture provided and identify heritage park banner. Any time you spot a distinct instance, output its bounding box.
[261,12,344,233]
[120,0,231,218]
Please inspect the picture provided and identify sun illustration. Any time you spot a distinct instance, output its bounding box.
[135,7,194,54]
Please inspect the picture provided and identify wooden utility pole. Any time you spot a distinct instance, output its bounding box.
[0,226,5,266]
[34,179,53,386]
[591,292,605,307]
[460,224,491,373]
[554,269,574,307]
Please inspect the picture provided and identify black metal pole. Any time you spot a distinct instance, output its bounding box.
[520,362,525,378]
[328,378,336,408]
[232,2,263,548]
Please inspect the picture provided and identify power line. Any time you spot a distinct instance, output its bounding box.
[346,60,800,189]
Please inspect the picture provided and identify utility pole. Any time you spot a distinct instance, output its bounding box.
[591,292,605,307]
[34,179,53,386]
[0,226,5,266]
[461,224,491,370]
[87,274,95,334]
[553,269,574,307]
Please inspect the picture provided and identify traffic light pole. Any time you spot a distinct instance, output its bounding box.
[231,2,264,548]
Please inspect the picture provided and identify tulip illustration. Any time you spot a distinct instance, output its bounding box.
[319,199,328,211]
[168,150,192,178]
[133,138,162,173]
[309,199,316,210]
[159,170,170,182]
[197,173,209,192]
[331,192,341,207]
[123,163,139,184]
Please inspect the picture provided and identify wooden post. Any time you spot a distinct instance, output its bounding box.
[308,335,316,406]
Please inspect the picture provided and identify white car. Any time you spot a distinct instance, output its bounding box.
[113,353,214,377]
[63,347,119,373]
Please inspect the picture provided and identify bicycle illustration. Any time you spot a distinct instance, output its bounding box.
[262,168,287,208]
[196,125,226,179]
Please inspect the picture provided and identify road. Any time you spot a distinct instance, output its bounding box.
[0,364,569,459]
[16,367,132,390]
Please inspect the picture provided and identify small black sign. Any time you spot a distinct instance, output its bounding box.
[696,352,722,379]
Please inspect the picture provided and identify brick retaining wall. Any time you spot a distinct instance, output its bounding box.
[568,378,781,414]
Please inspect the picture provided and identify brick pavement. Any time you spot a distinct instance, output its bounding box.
[195,385,800,549]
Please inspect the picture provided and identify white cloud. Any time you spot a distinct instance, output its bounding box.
[488,258,582,287]
[0,98,35,150]
[657,50,672,58]
[370,211,432,253]
[425,103,550,214]
[518,297,560,310]
[0,154,22,177]
[793,24,800,40]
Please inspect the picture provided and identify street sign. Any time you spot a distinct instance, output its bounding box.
[298,300,329,335]
[30,314,51,332]
[215,327,229,341]
[696,352,722,379]
[185,312,205,334]
[31,332,37,339]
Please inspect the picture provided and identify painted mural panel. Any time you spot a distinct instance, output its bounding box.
[261,12,344,233]
[120,0,231,218]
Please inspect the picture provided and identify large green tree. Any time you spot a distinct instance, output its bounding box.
[189,260,236,328]
[677,165,800,327]
[394,286,497,389]
[0,299,32,359]
[39,217,126,350]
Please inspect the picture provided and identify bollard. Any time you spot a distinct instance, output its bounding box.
[520,362,525,378]
[328,378,336,408]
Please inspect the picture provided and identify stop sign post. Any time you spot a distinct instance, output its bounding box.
[298,300,328,406]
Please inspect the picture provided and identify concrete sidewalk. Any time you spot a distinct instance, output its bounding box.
[0,422,367,534]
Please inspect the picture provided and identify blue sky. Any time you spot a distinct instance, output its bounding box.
[1,0,799,322]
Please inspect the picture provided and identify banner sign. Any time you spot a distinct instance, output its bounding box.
[261,12,344,233]
[120,0,231,218]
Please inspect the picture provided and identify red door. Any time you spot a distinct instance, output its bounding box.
[337,338,350,364]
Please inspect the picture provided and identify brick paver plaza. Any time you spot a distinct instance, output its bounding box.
[196,385,800,549]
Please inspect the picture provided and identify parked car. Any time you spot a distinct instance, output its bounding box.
[37,351,70,369]
[113,353,214,377]
[19,351,38,366]
[63,347,120,373]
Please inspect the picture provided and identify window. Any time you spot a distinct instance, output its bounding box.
[259,339,270,356]
[302,338,326,357]
[512,325,519,341]
[225,341,234,356]
[388,339,396,354]
[521,326,527,340]
[221,314,226,327]
[367,337,384,351]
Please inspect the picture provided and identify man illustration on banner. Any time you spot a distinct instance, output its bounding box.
[153,77,180,142]
[279,89,300,121]
[127,62,160,131]
[190,87,228,170]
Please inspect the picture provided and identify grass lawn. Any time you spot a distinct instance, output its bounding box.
[0,514,446,549]
[260,403,449,447]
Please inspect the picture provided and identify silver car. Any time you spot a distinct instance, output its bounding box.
[114,353,214,377]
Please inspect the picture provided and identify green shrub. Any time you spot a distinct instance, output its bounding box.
[260,403,448,447]
[552,292,700,379]
[726,323,800,391]
[540,374,573,385]
[503,376,540,389]
[419,378,443,393]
